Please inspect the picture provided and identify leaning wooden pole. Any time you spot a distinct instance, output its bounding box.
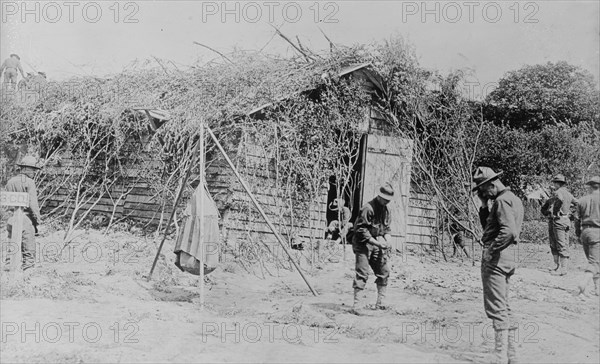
[206,126,318,296]
[147,137,200,281]
[198,121,205,308]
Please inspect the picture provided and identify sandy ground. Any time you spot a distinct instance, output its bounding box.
[1,226,598,363]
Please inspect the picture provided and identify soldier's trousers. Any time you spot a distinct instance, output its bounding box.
[481,246,517,330]
[6,217,36,270]
[352,242,389,289]
[548,221,569,258]
[581,227,600,278]
[4,68,17,84]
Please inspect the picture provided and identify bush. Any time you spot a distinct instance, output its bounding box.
[520,221,548,244]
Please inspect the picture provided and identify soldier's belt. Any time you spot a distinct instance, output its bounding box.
[581,224,600,230]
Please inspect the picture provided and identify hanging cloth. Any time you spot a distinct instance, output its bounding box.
[174,183,220,275]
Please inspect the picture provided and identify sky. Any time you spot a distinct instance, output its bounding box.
[1,0,599,98]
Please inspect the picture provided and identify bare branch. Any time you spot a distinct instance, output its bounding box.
[192,41,234,64]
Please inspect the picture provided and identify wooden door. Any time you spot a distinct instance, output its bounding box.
[361,134,413,251]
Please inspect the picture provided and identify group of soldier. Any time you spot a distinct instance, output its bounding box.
[349,167,599,364]
[542,173,600,295]
[3,152,599,364]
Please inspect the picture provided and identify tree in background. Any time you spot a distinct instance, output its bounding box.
[485,61,600,130]
[478,61,600,197]
[476,122,600,198]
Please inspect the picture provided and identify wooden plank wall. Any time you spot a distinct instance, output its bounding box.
[42,147,327,244]
[368,111,438,246]
[41,134,433,246]
[362,134,413,253]
[41,152,174,224]
[406,191,437,245]
[210,142,326,246]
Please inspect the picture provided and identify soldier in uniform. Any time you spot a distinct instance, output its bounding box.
[574,176,600,297]
[446,207,470,258]
[4,156,42,271]
[472,167,523,364]
[351,183,394,314]
[541,174,576,276]
[325,198,352,243]
[0,54,26,88]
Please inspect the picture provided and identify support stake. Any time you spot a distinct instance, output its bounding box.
[147,136,200,281]
[206,126,318,296]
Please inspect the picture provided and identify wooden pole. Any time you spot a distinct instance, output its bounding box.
[147,138,200,281]
[206,126,318,296]
[339,195,344,262]
[198,121,205,308]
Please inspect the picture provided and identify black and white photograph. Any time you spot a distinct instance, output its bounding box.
[1,1,599,363]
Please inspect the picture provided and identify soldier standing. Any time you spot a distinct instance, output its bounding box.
[472,167,523,364]
[0,54,26,88]
[4,156,42,271]
[351,183,394,314]
[574,176,600,297]
[541,174,576,276]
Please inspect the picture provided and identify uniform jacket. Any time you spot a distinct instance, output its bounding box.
[481,188,524,254]
[0,57,24,74]
[479,188,523,274]
[353,198,391,245]
[541,187,576,228]
[574,190,600,235]
[5,173,42,226]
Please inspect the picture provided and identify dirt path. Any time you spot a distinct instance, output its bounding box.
[1,229,598,363]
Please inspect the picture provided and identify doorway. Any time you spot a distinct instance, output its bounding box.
[325,134,368,226]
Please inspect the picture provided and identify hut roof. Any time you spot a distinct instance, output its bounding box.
[246,62,384,119]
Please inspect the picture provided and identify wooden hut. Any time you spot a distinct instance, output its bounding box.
[41,64,437,250]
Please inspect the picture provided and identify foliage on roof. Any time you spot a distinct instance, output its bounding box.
[1,39,424,232]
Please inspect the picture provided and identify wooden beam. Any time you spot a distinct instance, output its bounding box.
[198,120,205,309]
[147,138,200,281]
[206,126,318,297]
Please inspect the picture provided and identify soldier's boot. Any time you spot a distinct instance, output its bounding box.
[551,256,568,276]
[375,285,387,310]
[577,272,593,296]
[492,329,509,364]
[507,328,518,364]
[351,288,366,315]
[551,254,559,271]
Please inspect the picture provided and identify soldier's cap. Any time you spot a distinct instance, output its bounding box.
[17,155,41,169]
[472,167,503,192]
[586,176,600,186]
[378,183,395,200]
[10,54,20,60]
[551,174,566,184]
